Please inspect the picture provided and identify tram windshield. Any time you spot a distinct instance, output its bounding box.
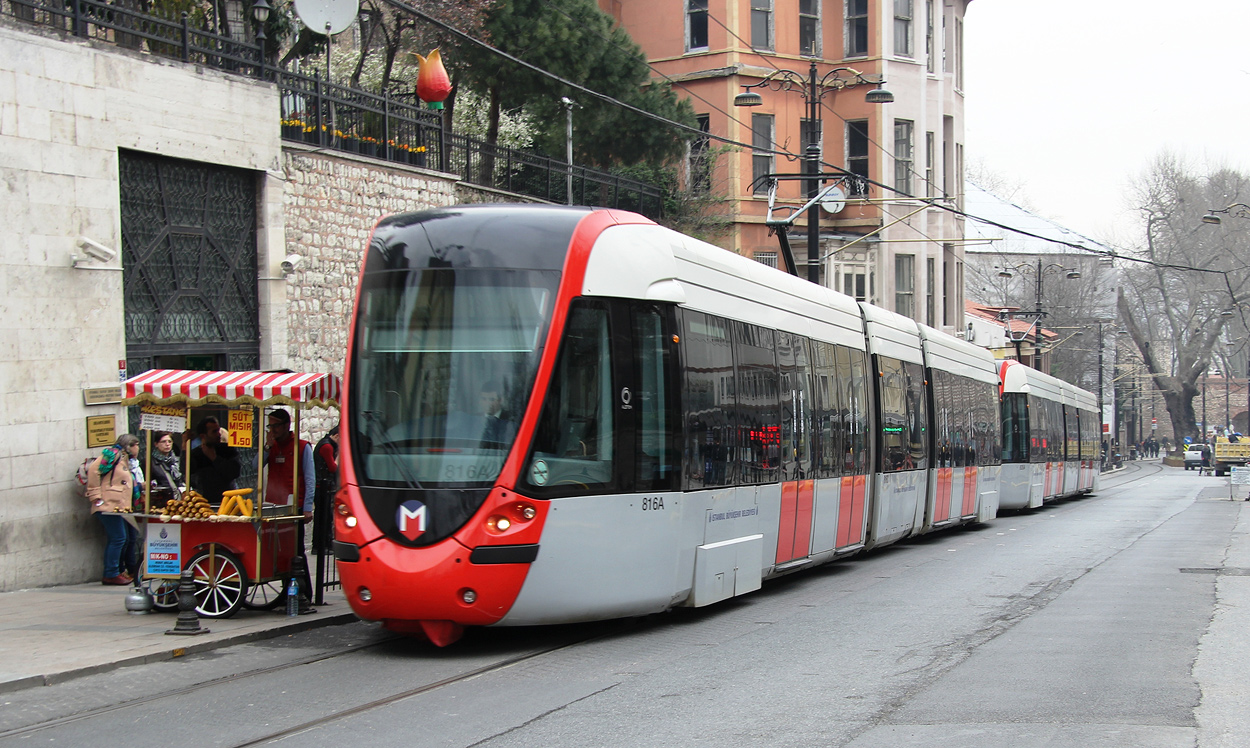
[350,267,558,488]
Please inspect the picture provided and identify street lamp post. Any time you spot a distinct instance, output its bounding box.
[997,260,1081,371]
[735,63,893,285]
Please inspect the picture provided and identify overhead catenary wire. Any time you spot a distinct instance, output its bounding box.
[377,0,1242,299]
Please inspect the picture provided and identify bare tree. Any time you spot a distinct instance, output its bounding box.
[1118,153,1250,440]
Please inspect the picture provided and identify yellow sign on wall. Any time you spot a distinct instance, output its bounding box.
[227,409,254,448]
[86,415,116,448]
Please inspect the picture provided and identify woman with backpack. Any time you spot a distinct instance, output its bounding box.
[86,434,141,585]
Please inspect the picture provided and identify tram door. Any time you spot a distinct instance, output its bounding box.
[775,332,815,565]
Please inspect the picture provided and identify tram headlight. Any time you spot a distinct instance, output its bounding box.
[520,505,536,520]
[345,516,358,528]
[358,587,372,602]
[487,515,511,532]
[461,588,477,604]
[335,500,350,516]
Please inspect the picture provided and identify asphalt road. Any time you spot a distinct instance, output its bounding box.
[5,460,1247,748]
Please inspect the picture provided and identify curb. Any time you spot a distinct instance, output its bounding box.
[0,611,358,695]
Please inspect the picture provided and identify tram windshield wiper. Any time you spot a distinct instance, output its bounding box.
[359,409,425,491]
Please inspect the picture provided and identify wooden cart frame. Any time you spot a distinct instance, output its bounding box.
[121,370,341,618]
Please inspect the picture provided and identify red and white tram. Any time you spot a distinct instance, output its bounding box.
[997,360,1100,510]
[333,205,1095,645]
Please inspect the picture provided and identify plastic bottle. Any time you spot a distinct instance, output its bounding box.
[286,578,299,617]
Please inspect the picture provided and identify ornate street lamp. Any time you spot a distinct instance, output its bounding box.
[996,259,1081,371]
[734,61,892,285]
[1201,202,1250,225]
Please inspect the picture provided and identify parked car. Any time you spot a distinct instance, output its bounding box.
[1185,444,1207,470]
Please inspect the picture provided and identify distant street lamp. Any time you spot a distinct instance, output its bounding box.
[734,61,892,285]
[1201,202,1250,225]
[252,0,272,44]
[996,259,1081,371]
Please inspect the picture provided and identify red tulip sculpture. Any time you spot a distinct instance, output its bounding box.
[415,48,452,110]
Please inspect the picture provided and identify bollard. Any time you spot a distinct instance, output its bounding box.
[166,568,210,636]
[292,554,316,615]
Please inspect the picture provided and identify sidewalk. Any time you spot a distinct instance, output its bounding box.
[0,581,356,694]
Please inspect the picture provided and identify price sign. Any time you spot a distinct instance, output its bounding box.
[139,403,187,433]
[1233,467,1250,486]
[228,409,254,448]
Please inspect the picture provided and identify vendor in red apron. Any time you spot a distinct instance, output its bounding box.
[264,407,315,518]
[264,407,316,600]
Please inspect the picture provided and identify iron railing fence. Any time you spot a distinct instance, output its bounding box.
[444,133,663,216]
[6,0,665,218]
[8,0,265,72]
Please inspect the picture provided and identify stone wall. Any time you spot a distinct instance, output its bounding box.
[278,147,548,440]
[0,20,280,590]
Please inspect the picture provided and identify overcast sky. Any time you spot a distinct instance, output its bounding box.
[963,1,1250,247]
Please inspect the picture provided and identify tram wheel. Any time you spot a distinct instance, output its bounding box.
[186,547,248,619]
[243,578,287,610]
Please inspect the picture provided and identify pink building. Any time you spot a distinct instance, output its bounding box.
[602,0,971,332]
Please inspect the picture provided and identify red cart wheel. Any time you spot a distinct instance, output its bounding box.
[187,547,248,618]
[142,578,180,611]
[243,579,287,610]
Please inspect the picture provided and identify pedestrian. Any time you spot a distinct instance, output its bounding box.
[189,416,241,503]
[85,434,140,585]
[1201,443,1212,475]
[264,408,315,598]
[312,424,339,553]
[149,430,182,506]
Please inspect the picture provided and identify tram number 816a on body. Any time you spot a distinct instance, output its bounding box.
[641,497,665,511]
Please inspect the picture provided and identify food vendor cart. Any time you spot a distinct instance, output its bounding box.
[121,369,341,618]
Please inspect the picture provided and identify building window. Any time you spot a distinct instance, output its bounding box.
[846,0,868,58]
[687,0,708,51]
[956,142,964,209]
[894,119,914,196]
[925,131,935,197]
[926,0,935,73]
[895,254,915,319]
[955,16,964,89]
[843,271,867,301]
[800,117,822,160]
[690,114,711,193]
[751,0,773,51]
[846,119,869,197]
[799,0,820,57]
[926,257,936,327]
[755,251,778,269]
[894,0,913,57]
[752,113,774,195]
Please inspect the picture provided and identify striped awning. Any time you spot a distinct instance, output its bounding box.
[122,370,341,409]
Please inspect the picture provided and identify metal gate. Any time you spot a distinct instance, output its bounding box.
[119,149,260,376]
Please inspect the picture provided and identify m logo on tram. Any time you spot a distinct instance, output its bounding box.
[397,500,428,541]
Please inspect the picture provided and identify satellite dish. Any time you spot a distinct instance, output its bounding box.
[294,0,359,35]
[819,185,847,215]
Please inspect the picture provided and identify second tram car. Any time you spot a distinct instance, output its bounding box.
[998,360,1100,510]
[333,205,1098,644]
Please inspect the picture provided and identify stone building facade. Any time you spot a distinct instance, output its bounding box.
[0,19,540,590]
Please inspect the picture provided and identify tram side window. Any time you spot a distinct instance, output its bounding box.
[932,370,950,468]
[634,305,677,491]
[777,331,814,481]
[682,311,736,489]
[811,340,840,479]
[878,356,912,471]
[845,345,870,476]
[523,301,616,495]
[1001,392,1027,463]
[906,361,929,470]
[1027,395,1044,463]
[734,322,781,485]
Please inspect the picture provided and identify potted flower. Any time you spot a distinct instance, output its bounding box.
[410,145,427,167]
[281,118,304,140]
[360,136,379,158]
